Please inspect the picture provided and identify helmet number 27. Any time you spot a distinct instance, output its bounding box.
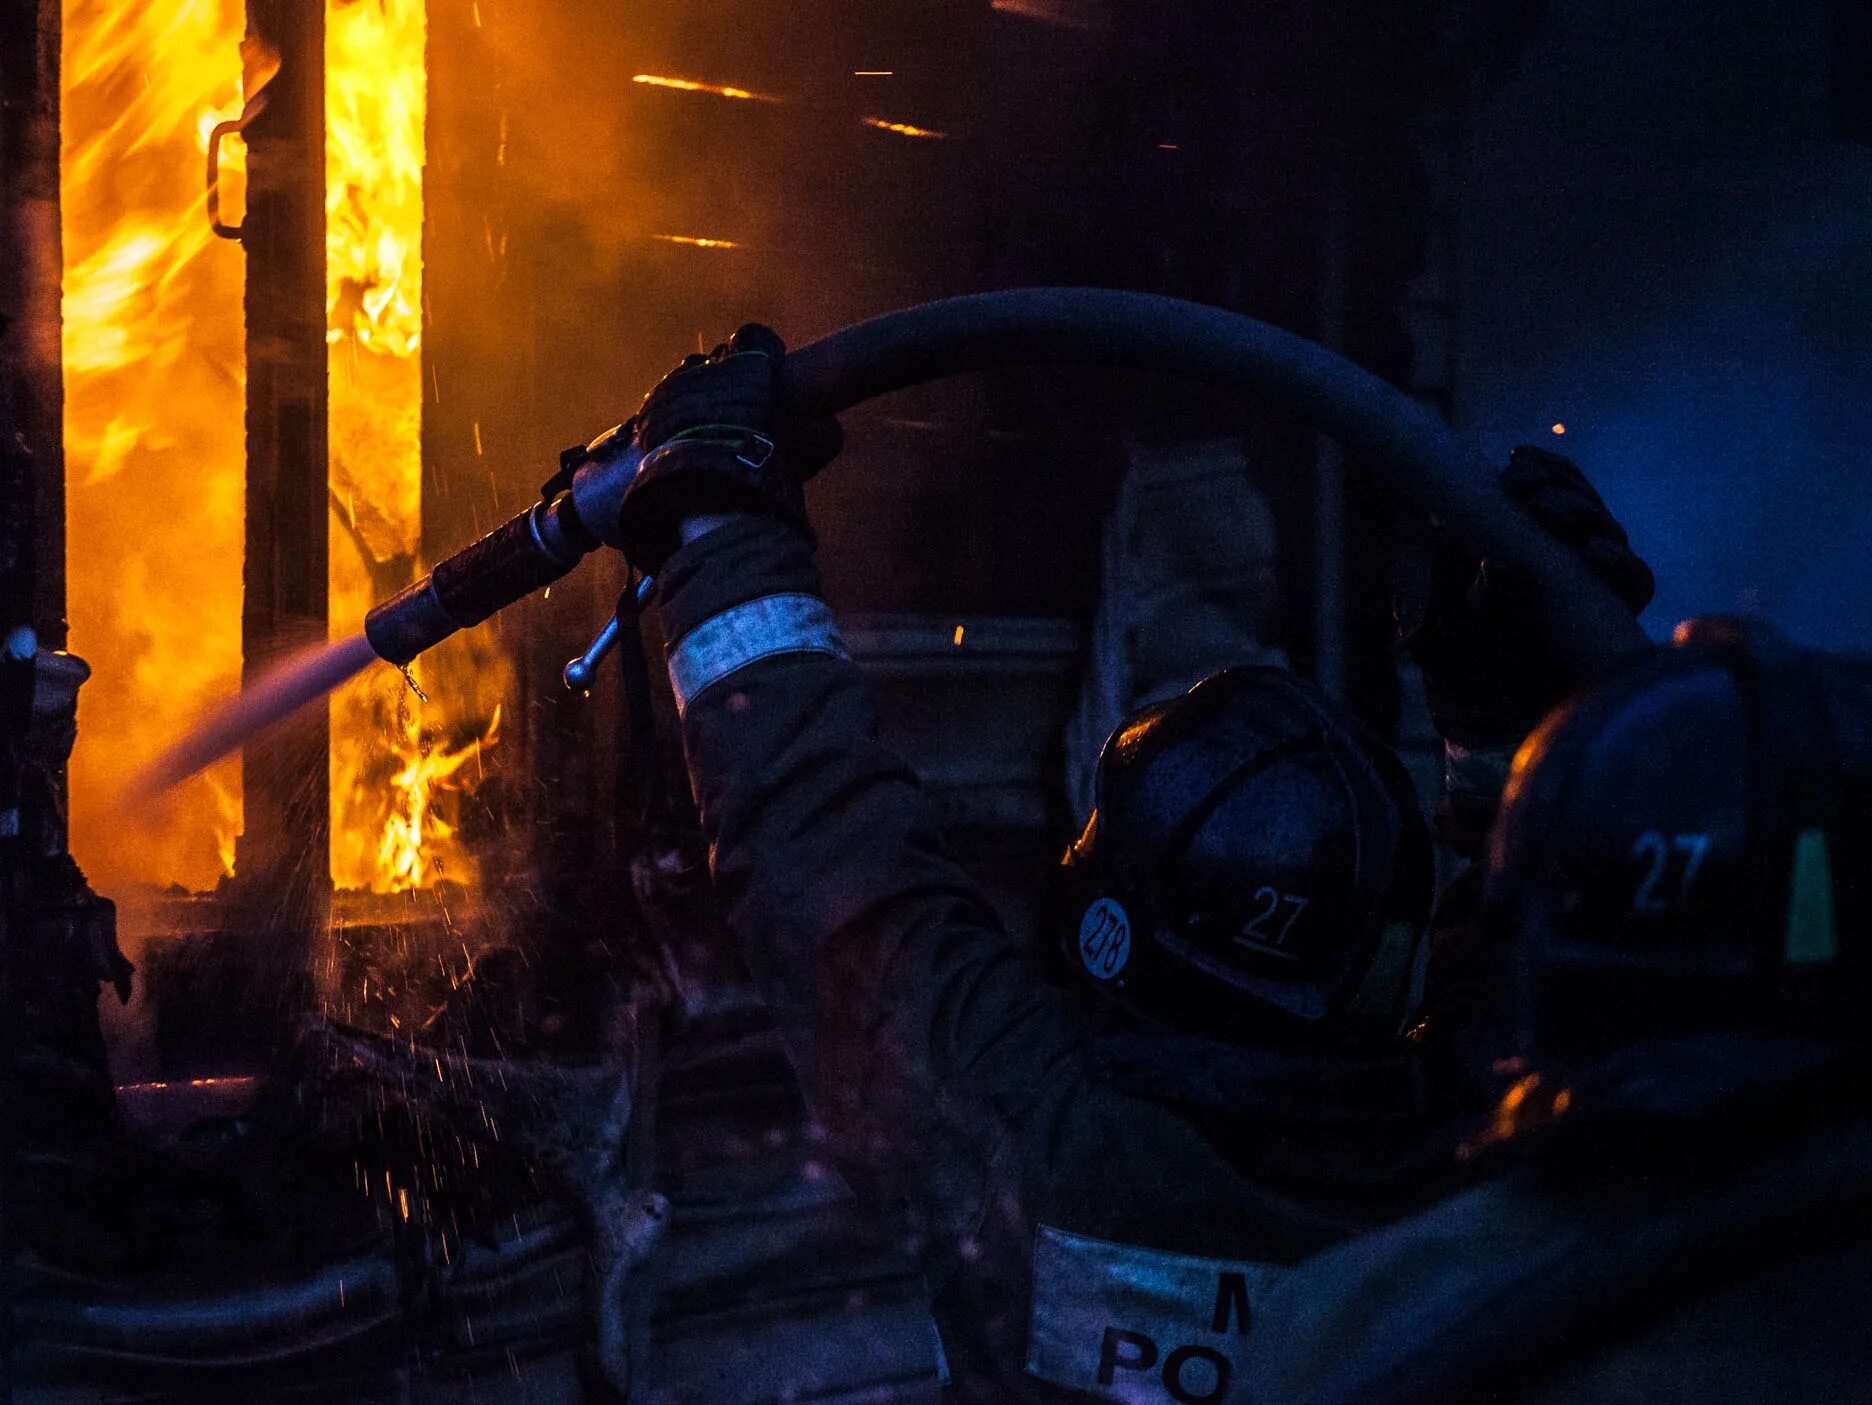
[1630,831,1711,914]
[1236,887,1308,957]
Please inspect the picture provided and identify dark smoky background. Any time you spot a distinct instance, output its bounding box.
[424,0,1487,741]
[407,0,1872,978]
[428,0,1872,752]
[1458,0,1872,651]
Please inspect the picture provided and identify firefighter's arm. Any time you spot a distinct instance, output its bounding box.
[1395,448,1654,855]
[618,328,1083,1219]
[653,514,1081,1210]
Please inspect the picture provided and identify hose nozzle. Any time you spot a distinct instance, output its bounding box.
[365,496,592,664]
[363,428,645,666]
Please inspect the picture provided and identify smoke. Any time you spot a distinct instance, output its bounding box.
[1458,0,1872,653]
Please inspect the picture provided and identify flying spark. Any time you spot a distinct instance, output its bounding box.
[863,117,947,139]
[631,74,781,103]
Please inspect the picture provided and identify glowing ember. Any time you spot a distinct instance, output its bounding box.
[61,0,252,894]
[653,234,741,249]
[631,73,783,103]
[376,703,502,892]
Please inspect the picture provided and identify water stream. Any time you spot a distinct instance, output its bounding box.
[130,632,382,798]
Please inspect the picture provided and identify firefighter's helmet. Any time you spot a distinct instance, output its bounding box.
[1485,618,1872,1061]
[1059,667,1434,1043]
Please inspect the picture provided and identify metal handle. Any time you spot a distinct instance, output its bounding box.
[563,578,657,692]
[564,615,621,693]
[206,92,268,242]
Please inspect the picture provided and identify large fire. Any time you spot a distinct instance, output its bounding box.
[326,0,504,895]
[62,0,249,895]
[64,0,503,901]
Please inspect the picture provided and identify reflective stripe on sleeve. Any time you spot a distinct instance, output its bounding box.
[667,592,848,715]
[1027,1225,1284,1401]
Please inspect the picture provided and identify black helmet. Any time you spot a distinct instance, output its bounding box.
[1059,667,1433,1044]
[1485,619,1872,1064]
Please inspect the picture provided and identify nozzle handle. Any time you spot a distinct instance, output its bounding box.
[365,499,594,665]
[563,614,621,692]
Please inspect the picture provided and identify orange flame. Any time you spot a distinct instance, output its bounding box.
[375,703,501,893]
[326,0,507,894]
[61,0,250,895]
[64,0,500,898]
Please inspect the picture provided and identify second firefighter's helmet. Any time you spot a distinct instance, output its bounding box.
[1485,618,1872,1061]
[1059,667,1434,1043]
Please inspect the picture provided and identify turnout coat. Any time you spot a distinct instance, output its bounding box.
[653,516,1466,1403]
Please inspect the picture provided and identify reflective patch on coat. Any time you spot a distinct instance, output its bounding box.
[667,592,848,715]
[1026,1224,1284,1403]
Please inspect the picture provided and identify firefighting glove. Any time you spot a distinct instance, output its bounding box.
[613,324,842,574]
[1395,445,1655,754]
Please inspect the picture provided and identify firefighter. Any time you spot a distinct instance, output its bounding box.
[609,325,1650,1402]
[1394,442,1659,1073]
[1223,620,1872,1405]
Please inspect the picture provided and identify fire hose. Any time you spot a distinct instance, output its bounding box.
[108,287,1659,1393]
[364,287,1652,678]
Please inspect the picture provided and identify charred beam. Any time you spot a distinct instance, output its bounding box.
[0,4,63,1390]
[237,0,328,989]
[0,0,64,651]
